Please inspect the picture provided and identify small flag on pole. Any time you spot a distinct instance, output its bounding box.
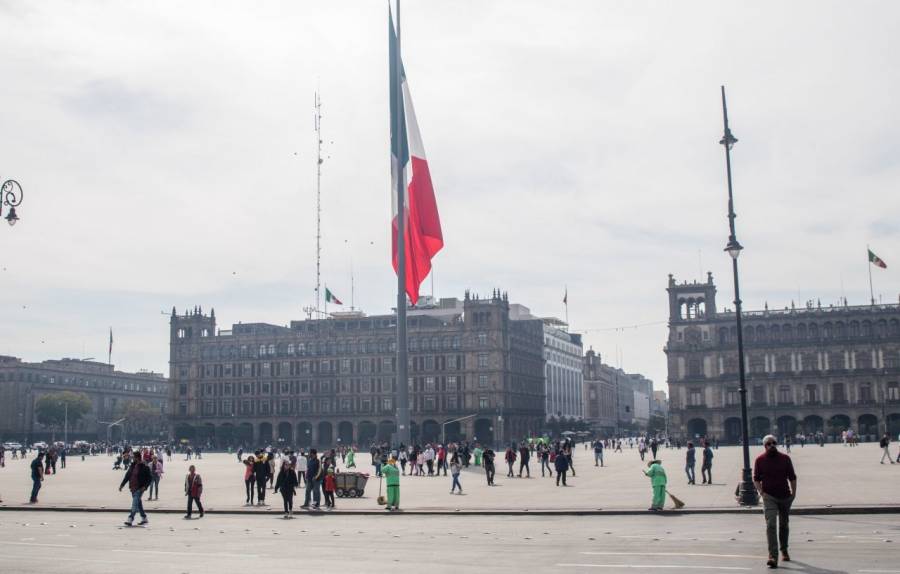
[325,287,343,305]
[108,328,113,365]
[563,287,568,305]
[869,248,887,269]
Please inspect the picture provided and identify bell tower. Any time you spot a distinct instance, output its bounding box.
[667,273,717,324]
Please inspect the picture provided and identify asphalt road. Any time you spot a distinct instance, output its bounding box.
[0,511,897,573]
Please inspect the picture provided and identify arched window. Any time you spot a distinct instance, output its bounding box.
[797,324,807,339]
[850,321,860,337]
[782,324,793,340]
[259,345,267,357]
[835,322,846,338]
[268,344,275,356]
[808,323,819,339]
[862,321,872,337]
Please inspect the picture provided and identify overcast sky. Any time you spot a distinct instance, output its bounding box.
[1,1,898,392]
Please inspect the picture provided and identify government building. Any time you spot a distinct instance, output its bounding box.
[0,355,168,442]
[168,291,545,448]
[666,273,900,443]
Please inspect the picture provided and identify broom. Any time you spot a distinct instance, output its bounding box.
[667,490,685,509]
[376,474,386,506]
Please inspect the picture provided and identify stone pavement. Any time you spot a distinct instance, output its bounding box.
[1,443,898,513]
[0,511,897,573]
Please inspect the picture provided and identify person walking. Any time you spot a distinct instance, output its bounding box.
[517,443,531,477]
[148,454,164,500]
[449,454,463,494]
[504,446,516,478]
[593,439,604,467]
[296,451,308,487]
[119,450,152,526]
[879,433,895,464]
[346,447,356,469]
[483,447,496,486]
[382,457,400,511]
[274,460,298,518]
[243,456,256,505]
[253,452,269,506]
[184,465,204,519]
[554,448,569,486]
[301,448,322,510]
[754,434,797,569]
[540,445,553,477]
[685,442,696,485]
[643,459,667,511]
[29,452,45,503]
[701,440,714,484]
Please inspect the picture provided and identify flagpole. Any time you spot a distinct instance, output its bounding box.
[394,0,411,447]
[868,244,875,305]
[564,286,569,329]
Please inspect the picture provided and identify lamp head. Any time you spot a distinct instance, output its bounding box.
[724,239,743,260]
[5,207,18,226]
[719,129,738,150]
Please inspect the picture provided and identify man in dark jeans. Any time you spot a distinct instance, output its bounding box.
[119,450,152,526]
[753,434,797,569]
[301,448,321,510]
[29,453,45,503]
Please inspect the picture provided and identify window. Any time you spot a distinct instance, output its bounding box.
[382,398,393,411]
[478,396,489,409]
[478,375,488,388]
[778,386,791,404]
[752,385,765,404]
[341,399,351,412]
[888,382,900,401]
[447,376,458,391]
[477,353,489,369]
[689,388,703,406]
[805,385,818,403]
[424,396,436,411]
[447,396,458,410]
[832,383,846,403]
[361,399,371,412]
[477,333,487,346]
[860,383,873,402]
[300,400,311,412]
[424,376,436,391]
[259,344,266,356]
[320,399,330,413]
[179,384,187,396]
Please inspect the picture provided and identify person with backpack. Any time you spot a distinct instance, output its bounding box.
[879,433,895,464]
[554,447,569,486]
[119,450,152,526]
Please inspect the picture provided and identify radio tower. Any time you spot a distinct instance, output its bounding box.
[314,90,323,318]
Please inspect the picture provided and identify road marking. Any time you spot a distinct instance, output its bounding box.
[558,564,751,571]
[0,541,77,548]
[112,549,258,558]
[1,554,120,565]
[582,552,758,559]
[859,570,900,573]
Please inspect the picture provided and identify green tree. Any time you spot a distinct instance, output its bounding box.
[647,414,667,435]
[34,391,92,430]
[115,399,161,437]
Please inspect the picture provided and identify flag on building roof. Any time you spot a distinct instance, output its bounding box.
[869,248,887,269]
[390,8,443,305]
[325,287,343,305]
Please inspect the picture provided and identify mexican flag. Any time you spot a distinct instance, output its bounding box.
[325,287,343,305]
[869,249,887,269]
[389,8,443,305]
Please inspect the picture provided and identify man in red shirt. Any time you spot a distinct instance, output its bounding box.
[753,434,797,569]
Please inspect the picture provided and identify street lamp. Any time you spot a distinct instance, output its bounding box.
[719,85,759,507]
[1,179,24,226]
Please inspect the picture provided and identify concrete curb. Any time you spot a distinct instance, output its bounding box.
[1,505,898,516]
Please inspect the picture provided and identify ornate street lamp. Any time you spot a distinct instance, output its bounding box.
[1,179,24,226]
[719,86,759,507]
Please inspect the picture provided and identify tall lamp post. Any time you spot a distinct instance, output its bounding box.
[719,85,759,507]
[1,178,24,226]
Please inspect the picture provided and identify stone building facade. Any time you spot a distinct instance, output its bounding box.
[666,273,900,443]
[582,349,654,435]
[168,292,545,448]
[0,355,168,442]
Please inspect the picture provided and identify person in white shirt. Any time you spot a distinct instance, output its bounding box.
[296,452,308,486]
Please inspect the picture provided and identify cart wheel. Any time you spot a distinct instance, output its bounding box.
[349,488,360,498]
[336,489,346,498]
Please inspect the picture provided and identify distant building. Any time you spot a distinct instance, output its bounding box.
[0,355,168,442]
[666,273,900,443]
[509,305,584,421]
[652,390,669,419]
[167,292,545,448]
[581,349,655,435]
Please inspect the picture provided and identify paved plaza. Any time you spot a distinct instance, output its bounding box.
[0,511,897,573]
[1,443,899,512]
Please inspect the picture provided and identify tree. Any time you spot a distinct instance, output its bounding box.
[647,414,667,436]
[34,391,92,431]
[115,399,161,438]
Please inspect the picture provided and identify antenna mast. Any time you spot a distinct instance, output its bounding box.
[315,91,323,318]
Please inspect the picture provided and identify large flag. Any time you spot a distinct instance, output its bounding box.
[390,9,443,305]
[325,287,343,305]
[869,248,887,269]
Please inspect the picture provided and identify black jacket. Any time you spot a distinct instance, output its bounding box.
[274,468,299,494]
[120,461,152,492]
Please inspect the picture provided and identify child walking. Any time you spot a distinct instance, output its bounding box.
[323,468,337,509]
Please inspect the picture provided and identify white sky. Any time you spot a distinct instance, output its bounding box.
[1,1,898,393]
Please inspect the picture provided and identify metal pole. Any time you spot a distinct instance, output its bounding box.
[720,85,759,507]
[394,0,411,447]
[64,403,68,446]
[868,245,875,305]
